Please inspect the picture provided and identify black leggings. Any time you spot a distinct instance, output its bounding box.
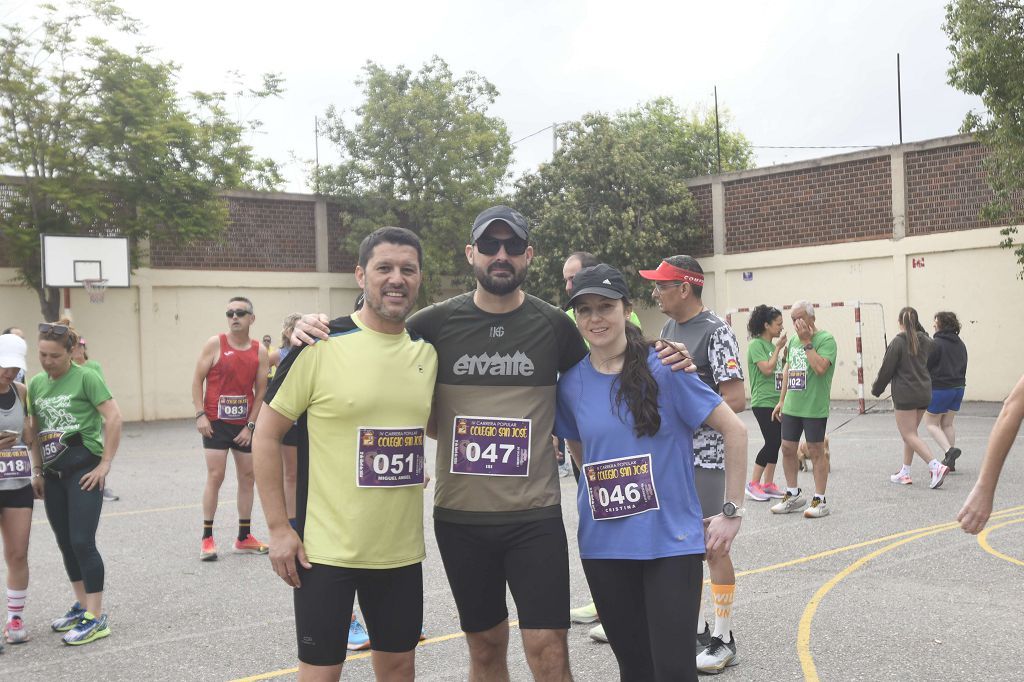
[43,446,105,593]
[753,406,783,468]
[582,554,703,682]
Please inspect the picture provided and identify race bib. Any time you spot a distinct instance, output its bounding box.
[450,416,530,477]
[584,454,660,521]
[38,430,67,466]
[788,370,807,391]
[774,372,784,392]
[356,427,425,488]
[0,446,31,480]
[217,395,249,421]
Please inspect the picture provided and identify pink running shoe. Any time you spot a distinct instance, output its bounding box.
[760,482,785,499]
[889,472,913,485]
[929,464,950,489]
[745,481,768,501]
[4,615,29,644]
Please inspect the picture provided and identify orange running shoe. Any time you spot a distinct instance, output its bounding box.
[233,533,269,554]
[200,536,218,561]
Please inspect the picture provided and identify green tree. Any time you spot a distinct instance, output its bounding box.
[514,98,753,304]
[314,56,512,298]
[0,0,283,319]
[945,0,1024,276]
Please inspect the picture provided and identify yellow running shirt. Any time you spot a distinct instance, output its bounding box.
[267,314,437,569]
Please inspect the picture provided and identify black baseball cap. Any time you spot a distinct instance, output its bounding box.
[471,205,530,243]
[566,264,630,308]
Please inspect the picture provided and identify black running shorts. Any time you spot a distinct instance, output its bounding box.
[201,420,252,453]
[0,483,34,509]
[293,561,423,666]
[282,423,299,447]
[781,415,828,444]
[434,517,570,632]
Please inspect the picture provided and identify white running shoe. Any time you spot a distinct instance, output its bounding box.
[889,471,913,485]
[589,623,608,643]
[570,602,599,624]
[804,497,830,518]
[929,463,950,489]
[770,491,806,514]
[696,632,739,673]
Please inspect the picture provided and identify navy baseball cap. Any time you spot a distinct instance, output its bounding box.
[566,264,630,308]
[470,205,530,243]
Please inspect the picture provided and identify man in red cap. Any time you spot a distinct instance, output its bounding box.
[639,255,745,675]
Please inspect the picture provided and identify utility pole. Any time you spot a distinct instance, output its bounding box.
[552,121,558,157]
[714,86,722,174]
[896,53,903,144]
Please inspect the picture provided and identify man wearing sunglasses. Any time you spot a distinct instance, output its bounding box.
[191,297,271,561]
[640,255,746,675]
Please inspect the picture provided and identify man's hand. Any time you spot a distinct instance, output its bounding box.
[704,514,741,558]
[292,314,331,346]
[233,427,253,448]
[196,415,213,438]
[654,340,697,373]
[957,486,995,535]
[269,527,312,588]
[794,318,813,344]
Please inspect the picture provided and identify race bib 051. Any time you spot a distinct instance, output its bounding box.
[356,427,426,488]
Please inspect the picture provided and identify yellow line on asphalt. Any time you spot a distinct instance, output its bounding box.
[977,517,1024,568]
[797,508,1024,681]
[31,499,236,526]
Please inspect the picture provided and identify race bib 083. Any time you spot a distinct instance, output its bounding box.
[584,454,660,521]
[217,395,249,421]
[450,416,530,477]
[356,427,426,488]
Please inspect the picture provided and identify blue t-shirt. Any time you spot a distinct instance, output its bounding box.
[555,348,723,560]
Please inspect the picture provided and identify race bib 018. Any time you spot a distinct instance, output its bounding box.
[584,454,660,521]
[788,370,807,391]
[217,395,249,421]
[0,446,31,480]
[450,416,530,477]
[356,427,426,488]
[38,430,67,466]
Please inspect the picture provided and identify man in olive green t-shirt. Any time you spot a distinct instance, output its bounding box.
[770,300,837,519]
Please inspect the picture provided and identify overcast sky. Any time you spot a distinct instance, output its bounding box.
[4,0,982,193]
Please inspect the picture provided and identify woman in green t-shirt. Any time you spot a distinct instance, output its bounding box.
[745,305,789,501]
[28,320,122,646]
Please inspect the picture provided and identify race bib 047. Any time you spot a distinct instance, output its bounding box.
[0,446,31,480]
[356,427,426,488]
[584,454,660,521]
[450,416,530,477]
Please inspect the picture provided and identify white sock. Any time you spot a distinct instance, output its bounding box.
[787,486,800,496]
[928,459,940,471]
[899,464,912,476]
[7,588,26,623]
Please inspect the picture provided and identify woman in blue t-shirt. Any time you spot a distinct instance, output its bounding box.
[555,264,747,682]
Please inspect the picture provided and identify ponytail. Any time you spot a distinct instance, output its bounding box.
[898,307,921,356]
[612,320,661,437]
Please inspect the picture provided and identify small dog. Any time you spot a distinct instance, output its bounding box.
[797,436,831,472]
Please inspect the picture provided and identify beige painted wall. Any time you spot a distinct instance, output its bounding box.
[2,225,1019,421]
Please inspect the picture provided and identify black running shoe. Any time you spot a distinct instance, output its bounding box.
[696,632,739,673]
[942,447,962,471]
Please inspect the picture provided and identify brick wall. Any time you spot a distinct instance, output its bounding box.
[724,156,893,254]
[150,197,317,270]
[905,142,1003,236]
[682,183,714,256]
[326,202,357,273]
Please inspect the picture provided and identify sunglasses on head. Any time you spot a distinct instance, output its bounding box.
[475,235,528,257]
[38,323,69,336]
[226,309,252,319]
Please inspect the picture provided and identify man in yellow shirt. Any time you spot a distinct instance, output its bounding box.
[253,226,437,682]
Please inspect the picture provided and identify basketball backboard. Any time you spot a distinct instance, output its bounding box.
[41,234,130,288]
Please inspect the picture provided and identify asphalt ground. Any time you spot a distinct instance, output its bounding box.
[1,400,1022,681]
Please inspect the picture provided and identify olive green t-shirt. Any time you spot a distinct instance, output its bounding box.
[28,363,113,461]
[781,330,838,419]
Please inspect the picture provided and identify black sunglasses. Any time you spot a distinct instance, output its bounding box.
[475,236,528,256]
[38,323,69,336]
[226,309,252,318]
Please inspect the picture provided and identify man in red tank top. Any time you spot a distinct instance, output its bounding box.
[191,296,270,561]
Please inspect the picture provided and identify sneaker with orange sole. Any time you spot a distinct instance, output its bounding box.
[234,533,269,554]
[4,616,29,644]
[200,536,218,561]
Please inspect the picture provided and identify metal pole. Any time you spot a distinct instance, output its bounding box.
[855,301,865,414]
[552,122,558,157]
[714,86,722,174]
[896,54,903,144]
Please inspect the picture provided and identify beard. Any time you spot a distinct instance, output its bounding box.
[474,260,528,296]
[365,287,415,322]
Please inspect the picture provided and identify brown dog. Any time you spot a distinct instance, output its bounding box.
[797,436,830,472]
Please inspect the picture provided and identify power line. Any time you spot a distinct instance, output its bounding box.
[511,124,555,146]
[751,144,883,150]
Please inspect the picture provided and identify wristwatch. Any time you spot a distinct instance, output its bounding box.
[803,343,814,351]
[246,421,256,431]
[722,501,745,518]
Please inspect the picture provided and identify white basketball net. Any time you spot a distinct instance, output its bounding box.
[82,279,108,304]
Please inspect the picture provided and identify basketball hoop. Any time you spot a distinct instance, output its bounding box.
[82,279,108,304]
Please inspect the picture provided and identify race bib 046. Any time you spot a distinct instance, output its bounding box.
[38,429,67,466]
[0,446,31,480]
[788,370,807,391]
[584,454,660,521]
[217,395,249,421]
[356,427,426,488]
[450,416,530,477]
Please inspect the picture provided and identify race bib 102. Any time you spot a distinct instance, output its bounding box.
[217,395,249,421]
[0,446,31,480]
[584,454,660,521]
[788,370,807,391]
[356,427,426,488]
[450,416,530,477]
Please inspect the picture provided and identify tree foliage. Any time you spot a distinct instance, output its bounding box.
[514,98,753,304]
[0,0,283,319]
[945,0,1024,277]
[314,56,512,298]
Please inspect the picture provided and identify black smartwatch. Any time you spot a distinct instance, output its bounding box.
[722,501,745,518]
[246,421,256,431]
[803,343,814,351]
